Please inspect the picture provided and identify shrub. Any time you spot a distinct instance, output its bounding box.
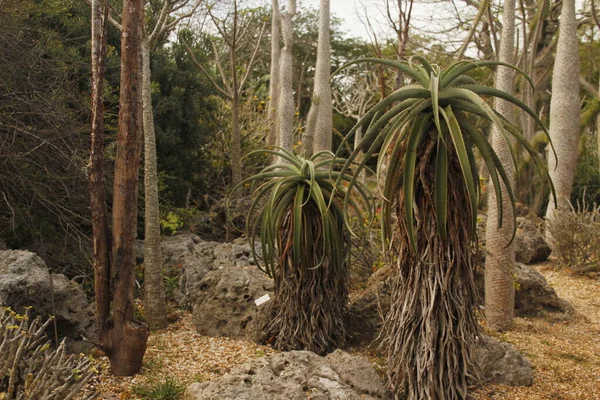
[546,201,600,273]
[132,377,185,400]
[0,307,95,400]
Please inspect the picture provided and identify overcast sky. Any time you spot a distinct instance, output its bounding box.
[298,0,467,47]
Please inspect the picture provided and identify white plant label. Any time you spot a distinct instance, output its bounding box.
[254,294,271,307]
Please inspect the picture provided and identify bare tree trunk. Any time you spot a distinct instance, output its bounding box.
[109,0,149,375]
[485,0,516,332]
[267,0,281,148]
[89,0,111,349]
[231,91,242,185]
[142,39,167,330]
[278,0,296,162]
[545,0,580,236]
[307,0,332,154]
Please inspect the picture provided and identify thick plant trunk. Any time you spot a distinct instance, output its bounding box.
[306,0,332,154]
[142,39,167,330]
[269,202,348,355]
[383,131,480,400]
[267,0,281,148]
[109,0,149,375]
[485,0,516,332]
[89,0,111,347]
[277,0,295,162]
[545,0,580,231]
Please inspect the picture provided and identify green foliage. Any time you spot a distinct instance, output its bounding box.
[132,377,185,400]
[152,38,224,208]
[239,148,371,354]
[160,212,185,236]
[335,56,554,251]
[240,148,371,279]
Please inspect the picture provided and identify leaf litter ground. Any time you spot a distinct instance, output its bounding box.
[83,261,599,399]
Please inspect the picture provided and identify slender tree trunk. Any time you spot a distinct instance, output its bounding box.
[267,0,281,148]
[278,0,296,162]
[306,0,332,154]
[142,39,167,330]
[90,0,111,349]
[231,91,242,185]
[545,0,580,236]
[109,0,149,375]
[485,0,516,331]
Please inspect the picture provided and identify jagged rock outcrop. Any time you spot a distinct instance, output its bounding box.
[513,263,573,317]
[475,334,533,386]
[192,263,273,342]
[184,350,387,400]
[0,250,94,343]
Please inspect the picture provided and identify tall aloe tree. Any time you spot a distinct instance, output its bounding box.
[240,148,370,355]
[336,57,554,399]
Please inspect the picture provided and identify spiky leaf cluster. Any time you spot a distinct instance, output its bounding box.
[335,56,555,250]
[239,148,371,278]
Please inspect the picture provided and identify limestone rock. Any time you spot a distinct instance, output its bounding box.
[0,250,94,342]
[192,263,273,342]
[474,334,533,386]
[514,217,551,264]
[183,350,387,400]
[514,263,572,317]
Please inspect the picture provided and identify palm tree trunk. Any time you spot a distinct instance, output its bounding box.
[485,0,516,332]
[545,0,580,239]
[142,39,167,330]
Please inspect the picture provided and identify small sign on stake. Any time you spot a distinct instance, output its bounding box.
[254,294,271,307]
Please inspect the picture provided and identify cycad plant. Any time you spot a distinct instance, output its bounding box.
[336,57,554,400]
[240,148,370,355]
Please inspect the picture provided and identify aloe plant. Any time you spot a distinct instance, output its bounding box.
[335,57,554,400]
[240,148,370,355]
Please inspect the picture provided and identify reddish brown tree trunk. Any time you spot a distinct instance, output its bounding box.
[89,0,149,377]
[108,0,148,376]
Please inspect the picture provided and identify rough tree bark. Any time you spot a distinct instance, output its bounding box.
[267,0,281,148]
[108,0,149,375]
[278,0,296,161]
[485,0,516,331]
[142,38,167,330]
[89,0,111,348]
[305,0,332,155]
[545,0,580,237]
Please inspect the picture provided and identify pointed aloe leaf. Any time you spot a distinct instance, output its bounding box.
[440,106,478,234]
[333,57,428,86]
[434,123,449,240]
[403,116,430,252]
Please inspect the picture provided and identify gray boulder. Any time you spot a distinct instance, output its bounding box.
[478,215,551,265]
[137,234,262,310]
[474,334,533,386]
[0,250,94,341]
[184,350,387,400]
[192,263,273,342]
[514,217,551,264]
[514,263,572,317]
